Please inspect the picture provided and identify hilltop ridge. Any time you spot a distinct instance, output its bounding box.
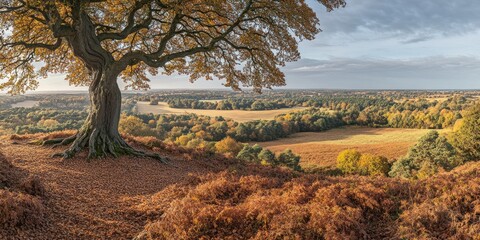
[1,133,479,239]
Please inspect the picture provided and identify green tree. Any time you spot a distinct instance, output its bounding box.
[389,131,457,179]
[452,104,480,161]
[389,157,415,179]
[237,145,259,163]
[258,149,276,166]
[277,149,301,171]
[409,131,458,171]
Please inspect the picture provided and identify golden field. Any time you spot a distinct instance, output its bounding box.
[255,126,450,167]
[136,101,306,122]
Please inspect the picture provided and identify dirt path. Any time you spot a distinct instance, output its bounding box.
[0,141,217,239]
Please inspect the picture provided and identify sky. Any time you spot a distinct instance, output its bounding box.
[29,0,480,91]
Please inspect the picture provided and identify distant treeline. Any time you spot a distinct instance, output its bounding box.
[166,98,291,110]
[0,108,87,135]
[144,95,468,129]
[155,96,394,111]
[0,92,474,138]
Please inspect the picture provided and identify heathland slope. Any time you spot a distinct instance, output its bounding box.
[0,134,232,239]
[1,133,479,239]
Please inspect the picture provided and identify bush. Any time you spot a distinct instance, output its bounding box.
[258,149,276,166]
[119,114,157,137]
[277,149,301,171]
[396,164,480,239]
[0,190,44,228]
[214,136,243,155]
[358,153,390,176]
[336,149,361,174]
[390,131,458,179]
[137,162,480,239]
[389,157,415,179]
[174,134,193,146]
[236,145,259,163]
[0,155,45,232]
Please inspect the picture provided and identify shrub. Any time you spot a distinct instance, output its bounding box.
[136,171,401,239]
[37,119,60,128]
[214,136,243,155]
[251,144,263,155]
[236,145,259,163]
[358,153,390,176]
[174,134,193,146]
[258,149,276,166]
[0,190,45,229]
[119,114,157,137]
[389,157,415,179]
[336,149,361,174]
[396,164,480,239]
[137,162,480,239]
[416,161,438,180]
[277,149,301,171]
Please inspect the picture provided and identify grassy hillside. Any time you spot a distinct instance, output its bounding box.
[1,133,479,239]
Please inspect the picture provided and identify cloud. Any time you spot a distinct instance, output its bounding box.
[287,57,480,72]
[281,57,480,89]
[401,36,434,44]
[314,0,480,41]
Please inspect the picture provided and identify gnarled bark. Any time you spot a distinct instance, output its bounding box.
[46,11,166,162]
[54,67,123,158]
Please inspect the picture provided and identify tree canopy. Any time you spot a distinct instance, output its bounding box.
[0,0,346,94]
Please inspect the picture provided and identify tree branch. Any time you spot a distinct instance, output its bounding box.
[4,38,63,51]
[115,0,254,70]
[97,0,154,41]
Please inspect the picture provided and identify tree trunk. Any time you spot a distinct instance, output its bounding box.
[53,67,126,158]
[48,11,166,162]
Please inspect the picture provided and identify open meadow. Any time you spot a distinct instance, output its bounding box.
[9,100,39,108]
[255,126,450,167]
[136,101,307,122]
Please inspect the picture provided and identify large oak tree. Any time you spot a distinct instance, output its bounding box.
[0,0,345,159]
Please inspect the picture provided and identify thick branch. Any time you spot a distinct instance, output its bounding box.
[97,0,154,41]
[114,0,254,70]
[4,38,62,51]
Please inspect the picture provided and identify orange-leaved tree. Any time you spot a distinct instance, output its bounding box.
[0,0,345,159]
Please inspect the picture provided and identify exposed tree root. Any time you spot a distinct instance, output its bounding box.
[43,131,170,165]
[43,134,77,148]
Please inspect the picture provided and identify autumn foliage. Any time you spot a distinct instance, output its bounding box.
[337,149,390,176]
[0,153,45,233]
[134,159,480,239]
[1,131,480,239]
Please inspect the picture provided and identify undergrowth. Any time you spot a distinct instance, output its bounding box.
[136,163,480,239]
